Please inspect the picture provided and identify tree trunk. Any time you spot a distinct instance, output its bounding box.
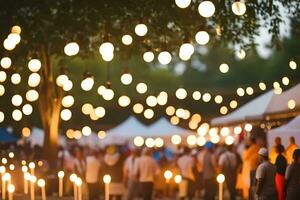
[38,44,63,168]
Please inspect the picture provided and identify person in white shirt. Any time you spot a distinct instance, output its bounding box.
[134,148,160,200]
[123,148,140,200]
[86,150,101,200]
[177,147,196,200]
[218,145,238,200]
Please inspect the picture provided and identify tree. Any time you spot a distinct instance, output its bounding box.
[0,0,299,166]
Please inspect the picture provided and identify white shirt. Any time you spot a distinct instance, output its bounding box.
[124,155,136,178]
[133,155,160,182]
[177,155,195,181]
[85,156,100,183]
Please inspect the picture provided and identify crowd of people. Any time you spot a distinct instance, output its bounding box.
[1,135,300,200]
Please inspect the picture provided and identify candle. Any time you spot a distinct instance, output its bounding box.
[174,174,182,184]
[0,166,6,197]
[37,179,46,200]
[69,174,77,200]
[2,173,11,200]
[24,172,31,194]
[75,178,82,200]
[164,170,173,196]
[216,174,225,200]
[28,162,35,176]
[103,175,111,200]
[30,175,37,200]
[7,184,15,200]
[57,171,65,197]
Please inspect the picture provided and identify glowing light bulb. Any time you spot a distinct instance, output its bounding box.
[121,73,133,85]
[198,1,215,18]
[158,51,172,65]
[135,24,148,36]
[28,59,42,72]
[195,31,210,45]
[82,126,92,136]
[136,82,147,94]
[26,90,39,102]
[102,88,114,101]
[219,63,229,73]
[60,109,72,121]
[81,76,94,91]
[11,73,21,85]
[1,57,12,69]
[118,95,131,107]
[144,109,154,119]
[64,42,80,56]
[22,104,33,115]
[28,73,41,87]
[121,34,133,45]
[134,136,144,147]
[143,51,155,62]
[176,88,187,99]
[232,0,247,16]
[175,0,191,8]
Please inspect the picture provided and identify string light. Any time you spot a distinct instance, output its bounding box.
[175,0,191,8]
[22,104,33,115]
[143,51,155,63]
[94,107,106,118]
[135,23,148,37]
[195,31,210,45]
[136,82,148,94]
[82,126,92,136]
[28,73,41,87]
[219,63,229,73]
[62,95,75,108]
[146,96,157,107]
[236,88,245,96]
[192,91,201,100]
[198,1,215,18]
[1,57,12,69]
[170,116,180,125]
[232,0,247,16]
[158,51,172,65]
[121,35,133,45]
[118,96,131,107]
[11,73,21,85]
[289,60,297,70]
[176,88,187,99]
[134,136,144,147]
[121,72,133,85]
[166,106,176,116]
[0,71,6,82]
[202,93,211,102]
[28,59,42,72]
[171,134,181,145]
[133,103,144,114]
[64,42,79,56]
[144,109,154,119]
[288,99,296,110]
[60,109,72,121]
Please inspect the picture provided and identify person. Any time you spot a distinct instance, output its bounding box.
[286,137,299,164]
[242,137,259,200]
[270,137,283,164]
[74,147,86,178]
[134,148,160,200]
[274,145,287,200]
[123,148,140,200]
[177,147,196,200]
[198,142,218,200]
[218,145,238,200]
[86,150,101,200]
[255,147,277,200]
[103,146,125,200]
[285,149,300,200]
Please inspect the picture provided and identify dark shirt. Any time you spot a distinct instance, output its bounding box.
[275,154,287,175]
[285,162,300,193]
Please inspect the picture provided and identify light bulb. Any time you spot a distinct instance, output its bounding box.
[146,96,157,107]
[98,131,106,139]
[217,174,225,183]
[95,107,106,118]
[82,126,92,136]
[102,88,114,101]
[158,51,172,65]
[3,38,16,50]
[187,135,197,146]
[28,73,41,87]
[1,57,12,69]
[135,24,148,36]
[22,104,33,115]
[232,0,247,16]
[11,73,21,85]
[144,109,154,119]
[60,109,72,121]
[136,82,147,94]
[8,33,21,45]
[26,90,39,102]
[179,43,194,60]
[121,73,133,85]
[133,103,144,114]
[81,76,94,91]
[99,42,114,55]
[176,88,187,99]
[102,52,114,62]
[195,31,210,45]
[121,34,133,45]
[28,59,42,72]
[288,99,296,110]
[11,94,23,106]
[219,63,229,73]
[63,80,73,91]
[12,109,22,121]
[145,138,155,148]
[64,42,79,56]
[235,49,246,59]
[103,175,111,184]
[0,71,7,82]
[175,0,191,8]
[134,136,144,147]
[11,25,21,34]
[118,96,131,107]
[198,1,215,18]
[0,111,5,123]
[56,74,69,87]
[62,95,75,108]
[171,135,181,145]
[143,51,155,62]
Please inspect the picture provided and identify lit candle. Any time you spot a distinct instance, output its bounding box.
[164,170,173,196]
[69,174,77,200]
[75,178,82,200]
[174,174,182,184]
[7,184,15,200]
[28,162,35,176]
[57,171,65,197]
[37,179,46,200]
[217,174,225,200]
[2,172,11,200]
[24,172,31,194]
[30,175,37,200]
[103,175,111,200]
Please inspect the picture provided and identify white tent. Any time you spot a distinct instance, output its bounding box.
[267,115,300,148]
[78,132,100,148]
[101,116,149,145]
[145,117,194,138]
[211,91,275,126]
[265,83,300,114]
[27,127,66,147]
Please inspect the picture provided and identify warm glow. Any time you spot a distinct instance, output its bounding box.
[158,51,172,65]
[198,1,215,18]
[144,109,154,119]
[246,87,254,95]
[219,63,229,73]
[244,123,253,132]
[232,0,247,16]
[176,88,187,99]
[121,73,133,85]
[166,106,175,116]
[234,126,242,135]
[143,51,155,63]
[28,59,42,72]
[60,109,72,121]
[11,94,23,106]
[154,138,164,148]
[195,31,210,45]
[164,170,173,181]
[26,90,39,102]
[134,136,144,147]
[28,73,41,87]
[220,127,230,136]
[217,174,225,183]
[282,77,290,86]
[58,171,65,178]
[175,108,185,118]
[187,135,197,146]
[133,103,144,114]
[62,95,75,108]
[121,34,133,45]
[102,88,115,101]
[95,106,106,118]
[288,99,296,110]
[1,57,12,69]
[225,135,235,145]
[103,175,111,184]
[170,116,180,125]
[118,95,131,107]
[202,93,211,102]
[197,123,210,136]
[22,104,33,115]
[220,106,228,115]
[237,88,245,96]
[175,0,191,8]
[136,82,148,94]
[98,131,106,139]
[81,76,94,91]
[0,111,4,123]
[0,71,7,82]
[82,126,92,136]
[145,138,155,148]
[192,91,201,100]
[135,23,148,36]
[7,184,15,193]
[171,134,181,145]
[12,109,22,121]
[82,103,93,115]
[214,95,223,104]
[174,175,182,183]
[37,179,46,187]
[235,49,246,59]
[259,82,267,91]
[197,136,206,146]
[146,95,157,107]
[11,73,21,85]
[289,60,297,70]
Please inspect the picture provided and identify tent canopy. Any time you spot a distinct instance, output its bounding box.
[267,115,300,148]
[211,91,275,126]
[0,128,18,142]
[27,127,66,147]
